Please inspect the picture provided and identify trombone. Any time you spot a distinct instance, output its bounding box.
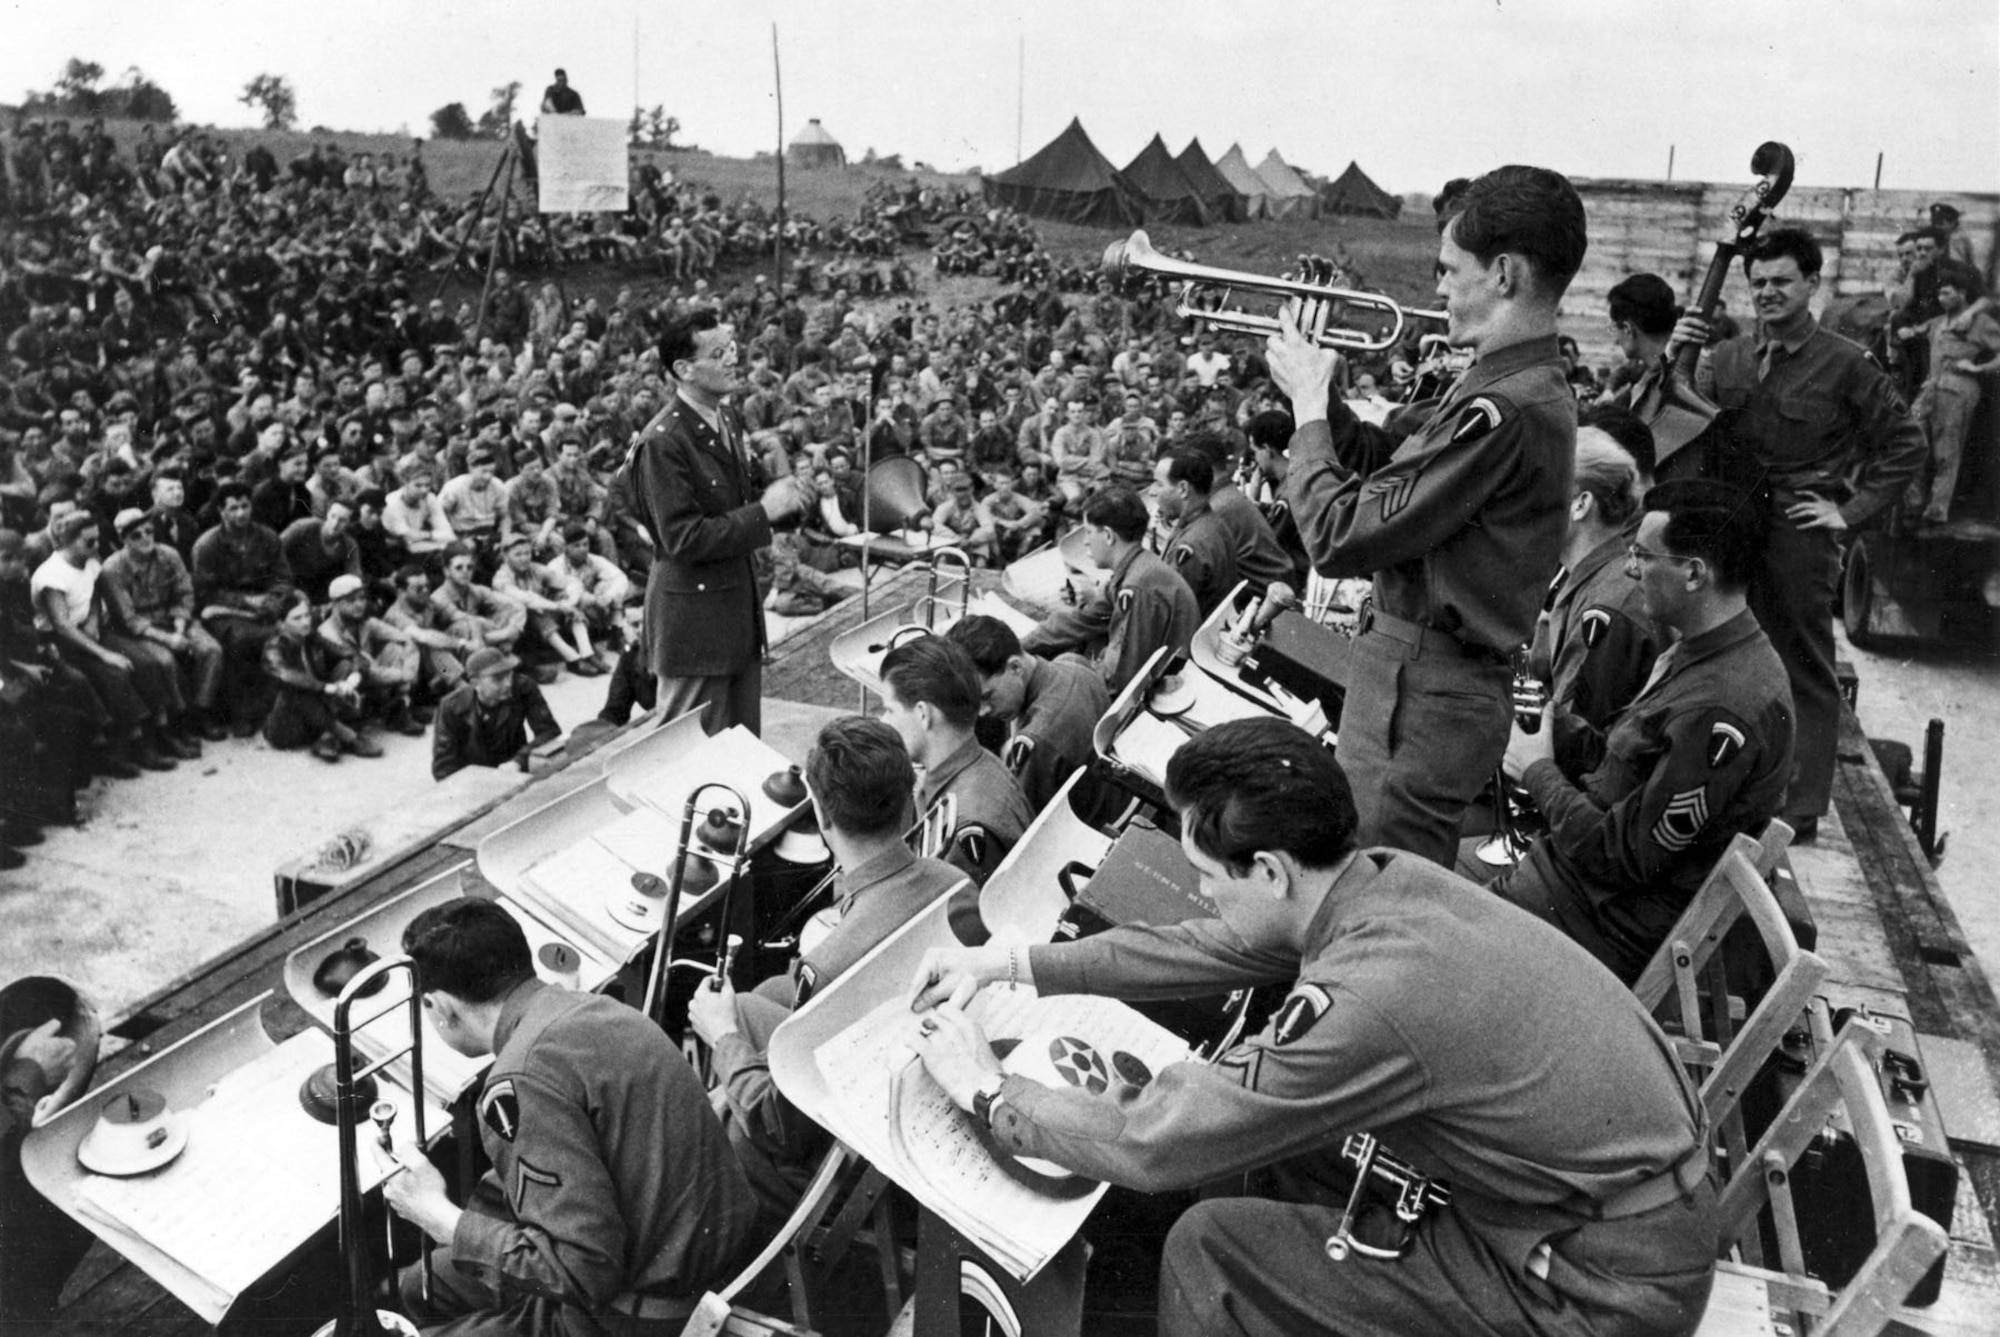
[315,955,429,1337]
[1102,230,1444,354]
[641,782,755,1027]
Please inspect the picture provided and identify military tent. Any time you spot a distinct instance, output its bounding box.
[786,118,846,169]
[1175,138,1245,224]
[1255,149,1320,219]
[1320,160,1401,219]
[1215,143,1272,220]
[984,117,1143,228]
[1122,134,1211,226]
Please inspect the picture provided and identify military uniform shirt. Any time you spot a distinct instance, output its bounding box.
[1281,335,1574,653]
[1208,482,1299,593]
[1001,850,1704,1209]
[1160,502,1239,619]
[1004,653,1111,812]
[452,982,757,1309]
[918,734,1036,887]
[1532,531,1660,777]
[1516,608,1794,973]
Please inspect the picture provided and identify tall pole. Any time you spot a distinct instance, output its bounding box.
[1874,152,1884,190]
[773,23,786,299]
[1666,144,1675,182]
[476,140,516,338]
[1015,34,1024,166]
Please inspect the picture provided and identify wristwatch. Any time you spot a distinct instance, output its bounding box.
[970,1074,1008,1130]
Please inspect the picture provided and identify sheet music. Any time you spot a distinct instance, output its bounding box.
[70,1033,426,1308]
[520,836,651,960]
[815,987,1189,1278]
[966,592,1040,639]
[1178,674,1269,732]
[590,807,677,876]
[1112,712,1190,786]
[1001,546,1079,614]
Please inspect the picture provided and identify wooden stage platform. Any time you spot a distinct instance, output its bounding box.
[17,562,2000,1335]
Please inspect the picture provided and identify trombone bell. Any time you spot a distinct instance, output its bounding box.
[1102,230,1444,355]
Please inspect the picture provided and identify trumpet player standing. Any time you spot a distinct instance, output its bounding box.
[1265,165,1582,865]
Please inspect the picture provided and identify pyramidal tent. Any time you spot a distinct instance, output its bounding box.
[1214,143,1272,220]
[1175,138,1244,224]
[1122,134,1210,226]
[985,118,1142,228]
[1320,160,1401,219]
[787,118,846,169]
[1255,149,1320,219]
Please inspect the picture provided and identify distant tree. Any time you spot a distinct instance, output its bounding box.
[239,72,298,131]
[476,80,521,138]
[110,66,178,121]
[54,58,105,112]
[647,109,680,149]
[430,101,476,141]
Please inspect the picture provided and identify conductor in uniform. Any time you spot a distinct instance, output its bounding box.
[1671,226,1925,840]
[1264,164,1583,864]
[382,897,757,1336]
[907,717,1717,1337]
[625,312,806,735]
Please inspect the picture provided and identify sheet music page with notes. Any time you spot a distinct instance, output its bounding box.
[815,986,1189,1279]
[69,1032,428,1310]
[1112,711,1189,786]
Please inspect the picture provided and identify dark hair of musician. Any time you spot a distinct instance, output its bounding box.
[1573,429,1642,527]
[1436,165,1588,291]
[404,896,534,1003]
[1165,717,1357,876]
[1180,426,1235,472]
[1432,177,1472,218]
[1743,226,1823,280]
[658,307,723,371]
[1081,486,1148,542]
[945,614,1023,676]
[805,716,916,838]
[1159,449,1214,495]
[1607,273,1680,337]
[1580,403,1657,481]
[213,480,252,506]
[1246,409,1296,453]
[1643,479,1762,591]
[880,634,981,729]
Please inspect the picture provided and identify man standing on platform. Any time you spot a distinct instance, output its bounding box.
[1672,226,1925,840]
[625,312,804,735]
[1265,165,1582,864]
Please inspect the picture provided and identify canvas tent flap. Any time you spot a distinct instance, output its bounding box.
[1175,138,1244,224]
[985,117,1143,228]
[1123,134,1211,227]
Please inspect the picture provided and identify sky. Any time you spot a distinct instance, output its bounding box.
[4,0,1995,194]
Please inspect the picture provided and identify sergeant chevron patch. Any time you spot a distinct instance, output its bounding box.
[1652,788,1710,852]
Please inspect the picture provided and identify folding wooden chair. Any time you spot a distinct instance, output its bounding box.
[1695,1022,1950,1337]
[686,1144,905,1337]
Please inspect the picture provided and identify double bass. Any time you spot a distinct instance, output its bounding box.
[1633,141,1796,480]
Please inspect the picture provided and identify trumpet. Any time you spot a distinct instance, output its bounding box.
[641,783,754,1027]
[314,955,430,1337]
[1102,230,1445,354]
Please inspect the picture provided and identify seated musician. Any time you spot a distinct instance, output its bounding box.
[1532,428,1662,776]
[381,897,758,1336]
[1020,486,1200,694]
[1494,479,1794,983]
[908,717,1718,1337]
[945,613,1108,814]
[689,717,980,1215]
[878,634,1035,886]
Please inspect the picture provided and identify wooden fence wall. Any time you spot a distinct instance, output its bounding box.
[1563,179,1999,376]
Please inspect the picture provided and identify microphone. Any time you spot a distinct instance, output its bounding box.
[1219,582,1297,666]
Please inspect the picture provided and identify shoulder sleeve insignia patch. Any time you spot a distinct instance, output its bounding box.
[1579,608,1611,649]
[1451,396,1505,444]
[1270,983,1334,1046]
[1365,471,1417,522]
[479,1078,521,1144]
[1708,721,1746,769]
[792,960,821,1007]
[952,825,992,871]
[1170,544,1194,567]
[1116,588,1135,615]
[1001,734,1036,775]
[1651,787,1711,852]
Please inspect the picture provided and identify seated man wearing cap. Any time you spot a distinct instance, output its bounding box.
[382,897,757,1336]
[549,522,630,653]
[688,716,977,1215]
[439,449,507,561]
[383,564,474,713]
[99,507,225,747]
[492,532,602,677]
[319,574,425,736]
[382,466,456,562]
[930,471,996,566]
[263,591,380,763]
[502,451,563,556]
[432,646,561,781]
[279,501,363,605]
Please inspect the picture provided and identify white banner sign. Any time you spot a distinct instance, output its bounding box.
[536,116,629,213]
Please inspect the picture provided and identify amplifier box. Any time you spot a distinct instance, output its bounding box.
[1749,986,1955,1306]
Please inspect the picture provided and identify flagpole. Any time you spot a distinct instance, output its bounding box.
[773,23,786,298]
